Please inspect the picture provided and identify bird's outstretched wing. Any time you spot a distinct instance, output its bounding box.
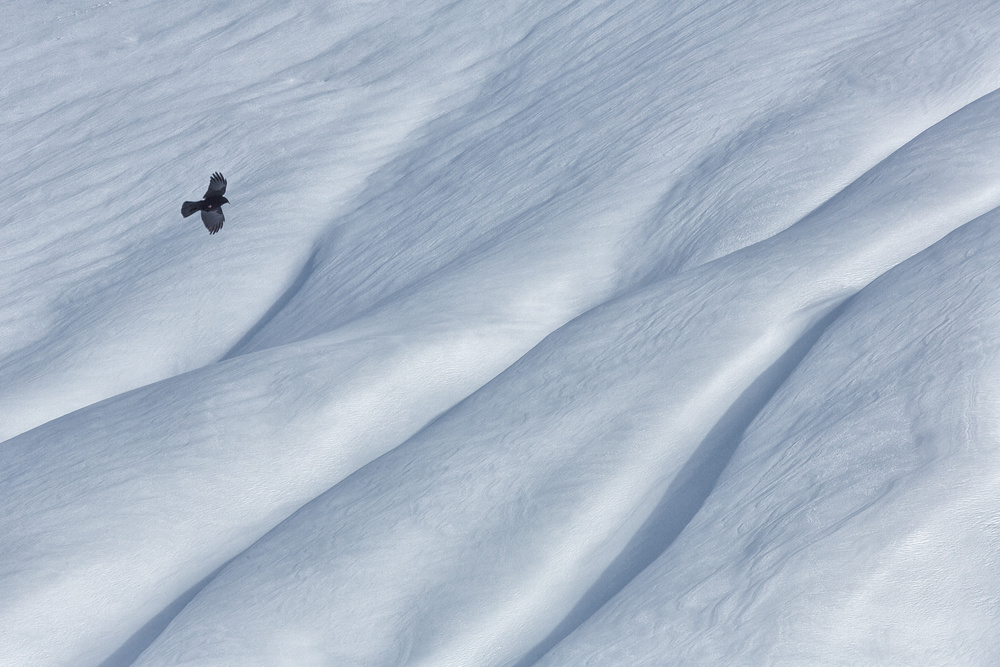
[203,172,227,198]
[201,208,224,235]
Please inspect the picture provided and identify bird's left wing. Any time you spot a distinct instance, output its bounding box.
[203,172,227,197]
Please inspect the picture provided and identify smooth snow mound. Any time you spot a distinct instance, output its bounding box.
[2,0,1000,665]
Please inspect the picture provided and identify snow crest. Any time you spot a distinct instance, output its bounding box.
[3,0,1000,665]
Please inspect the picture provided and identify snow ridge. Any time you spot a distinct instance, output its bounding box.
[3,0,1000,665]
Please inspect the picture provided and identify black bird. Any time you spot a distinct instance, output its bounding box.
[182,172,229,234]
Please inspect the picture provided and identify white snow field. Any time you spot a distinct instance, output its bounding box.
[2,0,1000,664]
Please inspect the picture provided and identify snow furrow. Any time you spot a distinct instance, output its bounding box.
[538,209,1000,666]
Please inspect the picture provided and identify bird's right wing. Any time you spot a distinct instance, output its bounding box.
[201,208,224,235]
[203,172,227,197]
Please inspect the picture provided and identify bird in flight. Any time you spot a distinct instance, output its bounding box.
[182,172,229,234]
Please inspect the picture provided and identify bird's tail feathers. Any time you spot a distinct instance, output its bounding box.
[181,201,200,218]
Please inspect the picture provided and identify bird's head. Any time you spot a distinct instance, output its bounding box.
[221,197,230,205]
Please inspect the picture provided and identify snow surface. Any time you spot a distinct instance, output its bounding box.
[2,0,1000,665]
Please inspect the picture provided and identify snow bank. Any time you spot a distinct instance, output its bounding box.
[2,0,1000,665]
[540,212,1000,666]
[132,84,1000,665]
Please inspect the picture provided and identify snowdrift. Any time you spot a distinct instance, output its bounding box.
[2,0,999,665]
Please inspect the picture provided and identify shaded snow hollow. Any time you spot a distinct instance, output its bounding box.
[2,0,1000,665]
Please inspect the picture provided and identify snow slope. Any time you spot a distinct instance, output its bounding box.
[537,201,1000,667]
[2,0,1000,665]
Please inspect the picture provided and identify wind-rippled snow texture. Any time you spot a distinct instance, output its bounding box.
[2,0,1000,665]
